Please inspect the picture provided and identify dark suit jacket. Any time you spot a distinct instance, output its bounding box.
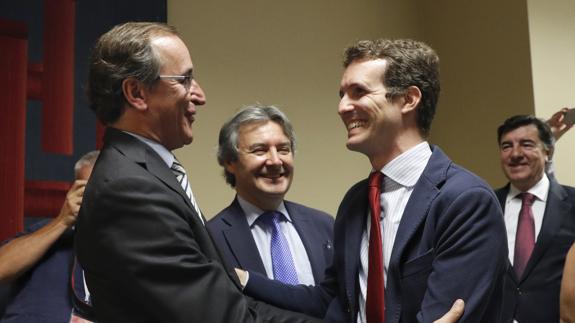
[1,220,74,323]
[75,127,317,323]
[245,146,508,323]
[206,198,334,284]
[496,180,575,323]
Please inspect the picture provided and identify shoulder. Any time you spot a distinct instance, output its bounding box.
[206,203,239,231]
[438,162,496,200]
[560,183,575,197]
[285,201,334,225]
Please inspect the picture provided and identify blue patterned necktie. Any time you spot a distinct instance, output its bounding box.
[259,211,299,285]
[171,159,204,224]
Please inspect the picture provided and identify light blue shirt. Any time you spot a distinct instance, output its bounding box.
[237,196,316,286]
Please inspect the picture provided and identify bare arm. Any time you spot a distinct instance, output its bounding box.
[561,243,575,323]
[0,180,86,284]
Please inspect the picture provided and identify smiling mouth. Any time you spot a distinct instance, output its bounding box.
[347,120,366,130]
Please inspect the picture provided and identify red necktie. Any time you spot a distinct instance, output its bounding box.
[366,171,385,323]
[514,192,536,278]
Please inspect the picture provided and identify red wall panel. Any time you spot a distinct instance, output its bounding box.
[0,20,28,241]
[41,0,76,155]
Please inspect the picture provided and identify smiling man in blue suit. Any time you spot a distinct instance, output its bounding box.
[242,39,508,323]
[207,105,334,286]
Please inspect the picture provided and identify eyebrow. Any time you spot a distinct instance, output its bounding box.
[179,68,194,77]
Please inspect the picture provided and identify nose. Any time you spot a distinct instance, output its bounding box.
[266,148,282,166]
[509,145,524,160]
[190,79,206,106]
[338,95,353,116]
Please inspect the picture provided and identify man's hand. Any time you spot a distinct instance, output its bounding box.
[434,299,464,323]
[547,107,574,141]
[57,180,88,228]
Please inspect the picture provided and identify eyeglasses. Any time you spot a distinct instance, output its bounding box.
[157,74,193,92]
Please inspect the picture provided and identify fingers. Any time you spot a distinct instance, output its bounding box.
[58,180,89,226]
[69,180,88,194]
[434,299,464,323]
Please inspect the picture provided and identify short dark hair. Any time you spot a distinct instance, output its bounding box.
[217,105,296,187]
[87,22,179,125]
[343,39,440,138]
[497,115,554,150]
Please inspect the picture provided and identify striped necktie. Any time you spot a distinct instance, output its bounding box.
[171,159,204,224]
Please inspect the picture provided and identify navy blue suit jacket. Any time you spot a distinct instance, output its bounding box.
[206,198,334,284]
[1,220,74,323]
[245,146,508,323]
[496,180,575,323]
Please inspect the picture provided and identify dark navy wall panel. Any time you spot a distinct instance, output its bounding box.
[0,0,167,182]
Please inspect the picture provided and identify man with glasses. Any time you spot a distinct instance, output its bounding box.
[75,22,317,323]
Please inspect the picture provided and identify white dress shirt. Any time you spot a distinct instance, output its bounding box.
[237,196,316,286]
[357,142,432,323]
[504,174,549,265]
[504,175,549,323]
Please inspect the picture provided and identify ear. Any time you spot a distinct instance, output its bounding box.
[122,77,149,111]
[224,161,236,175]
[400,85,422,114]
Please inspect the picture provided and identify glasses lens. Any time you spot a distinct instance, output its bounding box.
[184,77,192,92]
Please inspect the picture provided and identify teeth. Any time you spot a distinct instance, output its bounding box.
[348,121,365,130]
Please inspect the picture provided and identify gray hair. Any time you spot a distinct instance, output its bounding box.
[217,105,296,187]
[74,150,100,179]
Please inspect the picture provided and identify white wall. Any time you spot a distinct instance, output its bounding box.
[167,0,574,218]
[528,0,575,186]
[168,0,423,217]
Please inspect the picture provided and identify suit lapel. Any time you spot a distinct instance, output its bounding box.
[287,201,326,283]
[220,199,267,274]
[521,181,571,280]
[495,185,519,283]
[342,182,368,315]
[388,147,446,270]
[104,128,244,288]
[105,128,200,221]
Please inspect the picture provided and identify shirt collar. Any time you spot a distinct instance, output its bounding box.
[509,173,550,202]
[236,195,291,227]
[378,141,432,187]
[123,131,174,167]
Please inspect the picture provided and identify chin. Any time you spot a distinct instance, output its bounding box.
[259,184,289,196]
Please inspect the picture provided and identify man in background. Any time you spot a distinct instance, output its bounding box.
[207,105,334,286]
[0,151,98,323]
[496,115,575,323]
